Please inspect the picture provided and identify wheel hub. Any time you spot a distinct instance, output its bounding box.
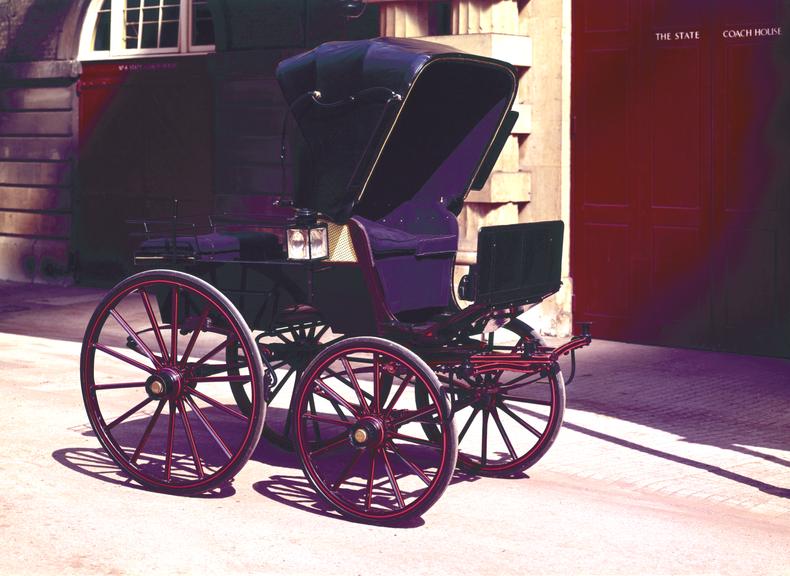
[349,417,384,449]
[146,368,182,399]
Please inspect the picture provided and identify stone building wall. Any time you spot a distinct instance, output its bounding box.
[0,0,82,283]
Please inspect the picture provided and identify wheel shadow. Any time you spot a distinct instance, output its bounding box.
[249,441,483,527]
[51,446,237,498]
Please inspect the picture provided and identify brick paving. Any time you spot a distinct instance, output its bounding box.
[543,338,790,518]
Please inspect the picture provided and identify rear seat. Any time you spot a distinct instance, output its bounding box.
[352,203,458,314]
[353,216,457,257]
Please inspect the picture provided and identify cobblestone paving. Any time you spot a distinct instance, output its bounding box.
[541,339,790,518]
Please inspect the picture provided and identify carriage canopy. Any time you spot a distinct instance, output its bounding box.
[276,37,518,222]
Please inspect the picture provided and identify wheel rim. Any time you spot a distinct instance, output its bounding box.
[81,273,264,492]
[294,343,454,521]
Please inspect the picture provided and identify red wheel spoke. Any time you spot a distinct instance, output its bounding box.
[177,398,205,479]
[491,408,517,460]
[309,434,348,457]
[458,407,480,442]
[373,354,381,412]
[386,441,432,486]
[383,374,414,416]
[331,448,364,491]
[500,394,552,407]
[107,397,153,430]
[93,343,156,375]
[165,400,176,481]
[340,357,369,413]
[365,451,376,511]
[481,409,489,466]
[170,286,179,362]
[498,401,541,437]
[179,306,211,368]
[391,403,439,428]
[94,381,147,390]
[188,387,249,421]
[324,366,375,402]
[308,396,321,441]
[302,412,355,428]
[139,288,170,363]
[391,432,442,449]
[109,309,162,368]
[131,399,166,463]
[380,449,405,509]
[314,378,361,418]
[184,394,232,459]
[193,338,234,367]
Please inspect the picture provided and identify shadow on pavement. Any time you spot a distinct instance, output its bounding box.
[51,447,237,499]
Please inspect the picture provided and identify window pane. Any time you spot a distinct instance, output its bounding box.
[143,7,158,22]
[141,22,158,47]
[101,0,111,9]
[192,1,215,46]
[160,21,179,48]
[93,12,111,51]
[162,6,179,21]
[144,0,160,7]
[125,22,139,49]
[127,0,141,8]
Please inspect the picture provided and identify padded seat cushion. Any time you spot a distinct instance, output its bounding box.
[354,217,457,257]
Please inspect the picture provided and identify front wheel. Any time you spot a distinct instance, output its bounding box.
[80,269,266,494]
[292,337,457,523]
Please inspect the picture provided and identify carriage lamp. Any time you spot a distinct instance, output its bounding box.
[286,210,328,260]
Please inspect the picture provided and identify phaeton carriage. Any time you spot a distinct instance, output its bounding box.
[80,37,591,523]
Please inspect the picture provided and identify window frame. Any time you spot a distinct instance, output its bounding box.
[79,0,215,60]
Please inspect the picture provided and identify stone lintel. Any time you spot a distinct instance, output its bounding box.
[466,170,531,204]
[511,103,532,134]
[0,60,81,85]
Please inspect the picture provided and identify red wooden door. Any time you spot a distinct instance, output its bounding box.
[77,57,213,281]
[572,0,789,356]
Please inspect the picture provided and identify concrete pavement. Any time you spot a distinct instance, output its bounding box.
[0,280,788,575]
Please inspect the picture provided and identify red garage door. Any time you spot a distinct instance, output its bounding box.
[572,0,790,356]
[77,57,214,282]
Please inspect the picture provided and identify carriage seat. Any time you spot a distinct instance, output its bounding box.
[353,216,457,257]
[137,231,282,261]
[352,204,458,315]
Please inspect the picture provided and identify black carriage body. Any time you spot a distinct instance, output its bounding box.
[134,38,562,343]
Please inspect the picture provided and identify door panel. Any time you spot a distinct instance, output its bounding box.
[572,0,788,356]
[77,57,213,282]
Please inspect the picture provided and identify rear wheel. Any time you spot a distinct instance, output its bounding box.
[230,318,336,450]
[431,319,565,477]
[292,337,457,523]
[81,269,266,494]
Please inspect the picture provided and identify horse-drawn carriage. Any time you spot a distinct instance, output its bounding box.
[80,37,591,523]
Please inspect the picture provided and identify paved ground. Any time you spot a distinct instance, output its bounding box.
[0,280,788,575]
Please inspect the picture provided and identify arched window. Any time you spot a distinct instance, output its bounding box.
[79,0,215,59]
